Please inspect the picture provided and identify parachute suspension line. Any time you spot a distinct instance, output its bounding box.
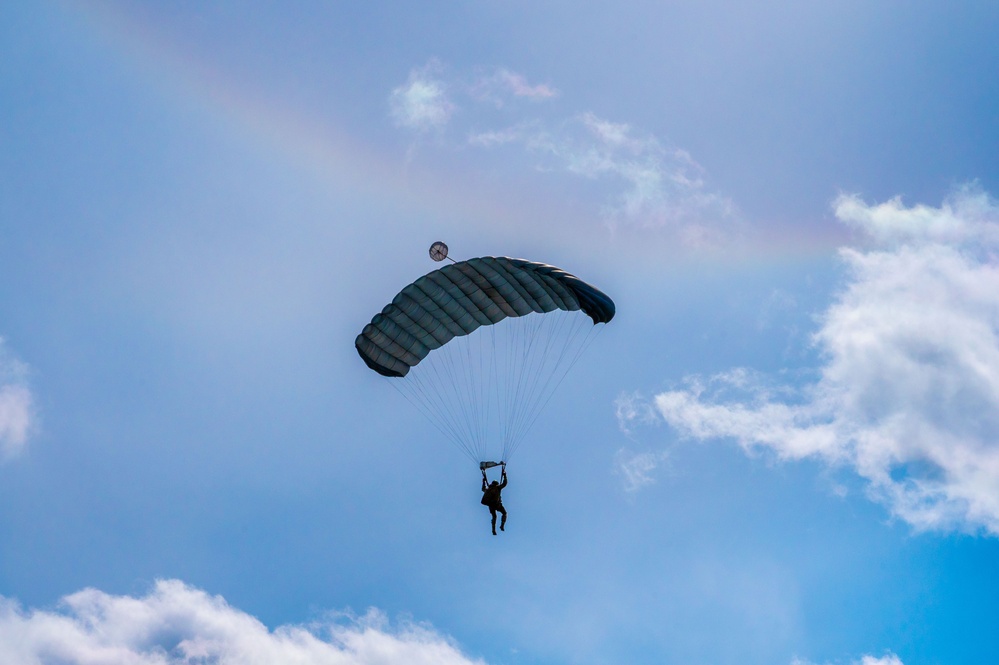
[444,332,485,460]
[502,312,564,461]
[497,315,518,457]
[499,315,527,461]
[471,326,492,461]
[412,362,479,462]
[489,314,530,461]
[504,312,550,460]
[411,334,492,464]
[503,313,562,460]
[383,311,606,467]
[457,332,485,458]
[394,322,496,465]
[466,326,487,462]
[479,326,493,461]
[458,337,481,453]
[502,312,540,459]
[387,376,477,463]
[487,324,499,463]
[423,348,476,455]
[517,313,601,461]
[505,317,603,461]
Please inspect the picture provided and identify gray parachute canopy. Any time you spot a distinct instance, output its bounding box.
[355,256,615,378]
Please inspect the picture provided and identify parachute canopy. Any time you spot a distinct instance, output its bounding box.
[355,255,614,465]
[355,256,615,378]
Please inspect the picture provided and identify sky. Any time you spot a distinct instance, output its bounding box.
[2,1,999,664]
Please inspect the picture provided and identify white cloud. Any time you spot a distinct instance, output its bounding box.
[626,188,999,535]
[615,448,670,492]
[0,338,34,459]
[0,580,486,665]
[858,654,904,665]
[470,69,558,104]
[466,124,534,148]
[836,186,999,248]
[389,61,455,132]
[391,61,735,241]
[521,112,737,240]
[614,391,660,435]
[578,113,640,151]
[791,652,903,665]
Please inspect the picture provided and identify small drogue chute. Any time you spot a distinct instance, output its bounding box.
[355,243,615,468]
[429,241,450,262]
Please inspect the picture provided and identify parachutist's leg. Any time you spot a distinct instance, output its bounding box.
[498,505,507,531]
[490,508,497,535]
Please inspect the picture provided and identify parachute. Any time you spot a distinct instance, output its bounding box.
[355,250,615,466]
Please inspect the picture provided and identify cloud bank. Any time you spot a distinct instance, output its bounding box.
[389,61,735,241]
[620,187,999,535]
[0,338,33,459]
[0,580,485,665]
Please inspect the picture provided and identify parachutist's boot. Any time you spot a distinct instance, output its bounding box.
[500,516,506,531]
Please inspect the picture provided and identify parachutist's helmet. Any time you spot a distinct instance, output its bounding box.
[490,481,499,487]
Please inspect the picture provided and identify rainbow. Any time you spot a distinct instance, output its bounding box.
[61,2,849,266]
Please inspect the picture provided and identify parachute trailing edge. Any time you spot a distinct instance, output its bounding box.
[355,256,615,378]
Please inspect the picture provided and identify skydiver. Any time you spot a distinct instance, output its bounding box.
[480,465,508,535]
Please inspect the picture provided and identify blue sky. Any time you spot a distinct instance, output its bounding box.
[2,2,999,664]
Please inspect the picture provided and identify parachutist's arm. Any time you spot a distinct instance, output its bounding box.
[482,476,488,492]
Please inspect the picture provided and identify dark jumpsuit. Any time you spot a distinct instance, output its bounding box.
[481,474,508,534]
